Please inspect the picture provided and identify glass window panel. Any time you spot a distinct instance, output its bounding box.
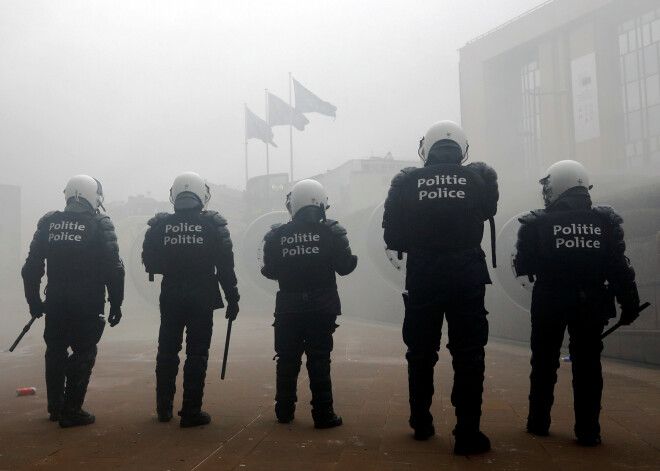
[648,104,660,136]
[626,142,635,157]
[652,149,660,163]
[630,154,644,167]
[644,24,651,46]
[620,57,626,83]
[642,11,655,25]
[628,110,643,140]
[642,82,648,109]
[653,19,660,43]
[629,30,637,51]
[625,53,639,82]
[647,75,660,106]
[644,44,659,75]
[627,81,642,111]
[619,33,629,54]
[622,19,635,33]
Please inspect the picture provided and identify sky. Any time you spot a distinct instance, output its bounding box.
[0,0,547,211]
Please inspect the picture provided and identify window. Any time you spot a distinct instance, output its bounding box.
[618,10,660,167]
[520,60,542,175]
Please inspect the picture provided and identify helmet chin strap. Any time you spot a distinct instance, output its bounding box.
[418,137,426,162]
[461,143,470,164]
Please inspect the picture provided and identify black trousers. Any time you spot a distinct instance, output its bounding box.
[529,286,606,437]
[402,286,488,431]
[156,292,213,416]
[273,312,337,412]
[43,300,105,415]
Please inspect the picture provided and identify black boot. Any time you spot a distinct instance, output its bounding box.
[275,360,300,424]
[308,358,341,429]
[178,353,209,427]
[59,409,96,428]
[156,349,179,423]
[312,408,342,429]
[574,410,602,447]
[59,346,96,428]
[409,409,435,441]
[45,346,67,422]
[453,416,490,455]
[526,411,550,436]
[413,423,435,441]
[407,360,436,441]
[179,410,211,428]
[275,402,296,424]
[453,430,491,455]
[157,397,174,423]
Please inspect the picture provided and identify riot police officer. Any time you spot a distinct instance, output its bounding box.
[22,175,125,427]
[383,121,498,455]
[261,179,357,428]
[514,160,640,446]
[142,172,240,427]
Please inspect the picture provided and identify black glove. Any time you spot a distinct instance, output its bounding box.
[225,302,239,321]
[619,304,640,326]
[108,305,122,327]
[28,300,45,319]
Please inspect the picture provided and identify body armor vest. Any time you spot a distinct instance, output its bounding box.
[535,209,610,287]
[145,212,215,278]
[44,211,101,283]
[402,164,485,252]
[273,221,336,292]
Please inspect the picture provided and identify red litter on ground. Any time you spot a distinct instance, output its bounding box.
[16,387,37,396]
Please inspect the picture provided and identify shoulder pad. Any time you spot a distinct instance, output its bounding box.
[263,223,283,242]
[324,219,347,236]
[203,210,228,227]
[36,211,58,229]
[592,205,623,225]
[390,167,416,186]
[518,209,545,225]
[466,162,498,183]
[147,212,170,227]
[94,213,116,231]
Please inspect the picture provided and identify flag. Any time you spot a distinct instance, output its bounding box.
[293,78,337,117]
[268,92,309,130]
[245,106,276,147]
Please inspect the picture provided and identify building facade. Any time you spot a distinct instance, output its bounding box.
[459,0,660,364]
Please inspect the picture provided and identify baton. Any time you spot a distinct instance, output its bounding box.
[220,319,233,380]
[601,302,650,339]
[7,316,38,352]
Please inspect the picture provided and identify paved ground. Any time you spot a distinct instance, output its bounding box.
[1,298,659,471]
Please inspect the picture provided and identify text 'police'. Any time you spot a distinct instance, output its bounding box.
[164,223,204,245]
[417,175,467,200]
[553,224,601,248]
[48,221,86,242]
[281,233,320,257]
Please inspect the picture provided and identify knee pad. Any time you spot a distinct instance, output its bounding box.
[406,351,438,369]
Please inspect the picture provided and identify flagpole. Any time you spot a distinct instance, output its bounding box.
[289,72,294,183]
[244,104,249,187]
[265,89,270,178]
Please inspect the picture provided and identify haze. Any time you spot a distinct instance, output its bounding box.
[1,0,544,221]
